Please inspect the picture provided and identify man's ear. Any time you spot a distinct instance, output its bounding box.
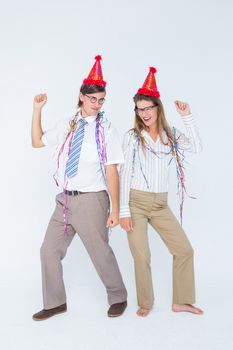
[79,92,84,102]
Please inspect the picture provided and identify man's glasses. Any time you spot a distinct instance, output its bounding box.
[135,105,157,116]
[85,94,105,105]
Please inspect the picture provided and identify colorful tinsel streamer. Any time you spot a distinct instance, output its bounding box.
[53,112,107,234]
[129,128,195,225]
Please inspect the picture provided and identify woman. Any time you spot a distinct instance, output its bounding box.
[120,67,203,317]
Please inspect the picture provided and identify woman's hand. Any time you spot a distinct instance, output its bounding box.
[119,217,133,232]
[174,100,191,117]
[33,93,47,110]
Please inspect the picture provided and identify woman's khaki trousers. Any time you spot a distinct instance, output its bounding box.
[128,189,195,309]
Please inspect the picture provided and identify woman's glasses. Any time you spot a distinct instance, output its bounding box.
[135,105,157,116]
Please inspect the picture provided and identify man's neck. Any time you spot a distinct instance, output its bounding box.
[80,108,98,118]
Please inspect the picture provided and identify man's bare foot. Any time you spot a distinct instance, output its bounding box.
[172,303,204,315]
[136,308,150,317]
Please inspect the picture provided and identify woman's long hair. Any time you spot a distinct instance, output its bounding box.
[133,94,173,150]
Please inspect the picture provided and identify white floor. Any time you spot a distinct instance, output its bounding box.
[1,213,233,350]
[1,279,232,350]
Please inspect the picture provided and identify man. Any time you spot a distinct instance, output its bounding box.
[31,55,127,321]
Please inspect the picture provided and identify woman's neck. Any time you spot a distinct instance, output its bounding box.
[145,124,158,142]
[149,124,158,134]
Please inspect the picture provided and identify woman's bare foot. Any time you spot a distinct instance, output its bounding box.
[172,303,204,315]
[136,308,150,317]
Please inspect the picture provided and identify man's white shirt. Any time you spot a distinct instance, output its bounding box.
[42,112,124,192]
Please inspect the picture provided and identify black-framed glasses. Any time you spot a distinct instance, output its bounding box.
[135,105,157,116]
[85,94,105,105]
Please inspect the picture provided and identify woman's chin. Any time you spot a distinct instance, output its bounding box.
[144,121,154,128]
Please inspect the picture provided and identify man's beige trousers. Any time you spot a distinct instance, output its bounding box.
[40,191,127,309]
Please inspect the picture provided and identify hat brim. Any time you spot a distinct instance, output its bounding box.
[83,78,106,87]
[137,88,160,98]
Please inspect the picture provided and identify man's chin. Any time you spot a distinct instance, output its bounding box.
[91,109,100,116]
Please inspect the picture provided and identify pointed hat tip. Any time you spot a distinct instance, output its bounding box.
[149,67,157,73]
[95,55,102,61]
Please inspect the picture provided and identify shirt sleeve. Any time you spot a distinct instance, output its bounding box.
[174,114,203,153]
[119,132,135,218]
[105,126,125,166]
[41,119,70,146]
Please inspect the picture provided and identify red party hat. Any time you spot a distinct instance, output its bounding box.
[83,55,106,87]
[137,67,160,98]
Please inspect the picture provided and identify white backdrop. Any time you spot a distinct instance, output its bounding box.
[0,0,233,349]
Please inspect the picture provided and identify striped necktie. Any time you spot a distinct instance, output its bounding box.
[65,118,87,178]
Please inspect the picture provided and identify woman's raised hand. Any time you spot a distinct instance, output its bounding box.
[174,100,191,117]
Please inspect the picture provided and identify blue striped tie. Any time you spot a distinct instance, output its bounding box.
[65,118,87,178]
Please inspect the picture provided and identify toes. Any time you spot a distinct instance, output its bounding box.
[189,306,204,314]
[188,305,204,314]
[195,308,204,314]
[136,310,143,316]
[136,308,150,317]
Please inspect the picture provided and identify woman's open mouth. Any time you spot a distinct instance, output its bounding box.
[143,116,151,122]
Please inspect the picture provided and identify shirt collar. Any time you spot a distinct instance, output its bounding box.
[141,129,151,140]
[141,129,167,143]
[76,110,98,125]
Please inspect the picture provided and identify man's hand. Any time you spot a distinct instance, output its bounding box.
[119,217,133,232]
[31,94,47,148]
[105,165,120,228]
[106,211,119,228]
[174,100,191,117]
[33,93,47,110]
